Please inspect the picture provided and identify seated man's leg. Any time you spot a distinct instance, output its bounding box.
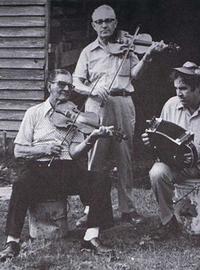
[148,162,200,239]
[0,162,35,261]
[70,166,113,254]
[1,161,64,261]
[85,171,113,230]
[149,162,177,225]
[150,162,200,227]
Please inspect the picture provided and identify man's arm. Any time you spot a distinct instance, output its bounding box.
[69,126,113,159]
[14,143,63,160]
[131,41,167,80]
[73,77,94,96]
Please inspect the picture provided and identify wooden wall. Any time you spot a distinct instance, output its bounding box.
[0,0,49,138]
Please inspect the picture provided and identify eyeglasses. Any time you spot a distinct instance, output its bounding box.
[50,81,74,90]
[93,18,115,25]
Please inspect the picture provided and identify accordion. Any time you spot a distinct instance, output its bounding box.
[146,117,198,169]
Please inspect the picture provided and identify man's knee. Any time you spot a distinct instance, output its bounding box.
[149,162,170,187]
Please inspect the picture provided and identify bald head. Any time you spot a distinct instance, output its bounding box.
[92,5,116,21]
[91,5,117,42]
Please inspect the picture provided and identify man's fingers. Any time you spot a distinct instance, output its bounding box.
[98,88,109,102]
[51,144,63,154]
[97,125,114,137]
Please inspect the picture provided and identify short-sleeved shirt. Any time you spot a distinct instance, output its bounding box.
[73,38,139,95]
[160,96,200,166]
[14,98,84,161]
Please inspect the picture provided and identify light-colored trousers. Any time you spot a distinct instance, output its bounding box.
[149,162,200,225]
[85,95,136,213]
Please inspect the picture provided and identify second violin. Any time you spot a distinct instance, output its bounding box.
[108,29,180,55]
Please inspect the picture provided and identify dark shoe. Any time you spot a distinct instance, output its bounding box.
[121,211,144,225]
[81,238,113,255]
[76,214,88,228]
[151,216,181,241]
[0,241,20,262]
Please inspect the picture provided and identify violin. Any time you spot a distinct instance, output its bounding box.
[50,101,127,142]
[108,30,180,55]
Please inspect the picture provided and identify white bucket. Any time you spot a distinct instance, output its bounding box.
[174,179,200,235]
[28,200,68,240]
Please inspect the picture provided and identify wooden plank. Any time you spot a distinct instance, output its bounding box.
[0,80,44,90]
[0,6,45,16]
[0,17,45,27]
[61,49,81,67]
[0,48,45,59]
[0,0,46,6]
[0,28,45,37]
[0,69,44,80]
[0,120,21,131]
[0,59,45,69]
[0,100,41,110]
[0,110,25,121]
[0,90,44,100]
[0,37,44,48]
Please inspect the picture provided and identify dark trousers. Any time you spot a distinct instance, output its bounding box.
[6,160,113,238]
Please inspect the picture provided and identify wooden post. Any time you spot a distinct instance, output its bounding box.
[2,131,7,156]
[29,200,68,240]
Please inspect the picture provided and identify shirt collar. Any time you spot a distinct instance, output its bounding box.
[43,98,53,116]
[176,98,200,114]
[90,38,104,51]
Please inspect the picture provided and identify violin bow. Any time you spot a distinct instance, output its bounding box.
[101,25,141,107]
[48,75,102,167]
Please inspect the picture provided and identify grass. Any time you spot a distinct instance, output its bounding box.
[1,154,200,269]
[0,188,200,270]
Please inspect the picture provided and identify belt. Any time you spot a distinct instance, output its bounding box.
[110,90,132,97]
[34,160,72,168]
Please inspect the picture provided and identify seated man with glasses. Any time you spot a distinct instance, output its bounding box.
[0,69,115,262]
[73,4,166,226]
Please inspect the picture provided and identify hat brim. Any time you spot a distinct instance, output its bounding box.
[173,67,196,75]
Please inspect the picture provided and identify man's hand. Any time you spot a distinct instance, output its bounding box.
[91,126,114,139]
[143,40,168,61]
[141,132,151,147]
[183,152,193,165]
[97,87,109,103]
[69,126,114,159]
[43,144,63,156]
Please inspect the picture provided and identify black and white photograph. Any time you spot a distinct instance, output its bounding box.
[0,0,200,269]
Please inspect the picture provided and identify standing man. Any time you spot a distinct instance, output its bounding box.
[0,69,114,262]
[142,61,200,239]
[73,5,166,224]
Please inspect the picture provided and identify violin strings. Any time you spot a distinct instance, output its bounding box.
[107,25,141,94]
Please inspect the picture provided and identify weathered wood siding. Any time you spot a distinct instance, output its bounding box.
[0,0,49,138]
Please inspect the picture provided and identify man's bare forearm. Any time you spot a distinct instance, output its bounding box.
[73,77,95,96]
[14,144,51,160]
[70,134,97,159]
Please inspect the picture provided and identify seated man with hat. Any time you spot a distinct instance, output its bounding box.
[0,69,114,262]
[142,61,200,239]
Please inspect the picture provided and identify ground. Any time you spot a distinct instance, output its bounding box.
[0,155,200,270]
